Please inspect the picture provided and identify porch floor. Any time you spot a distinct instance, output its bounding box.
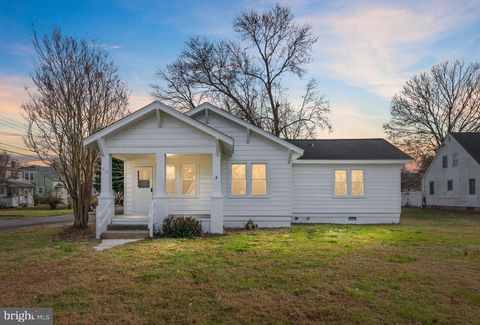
[111,214,149,225]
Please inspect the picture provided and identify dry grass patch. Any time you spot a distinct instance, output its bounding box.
[0,209,479,324]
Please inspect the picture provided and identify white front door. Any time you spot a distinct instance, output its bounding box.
[133,166,153,213]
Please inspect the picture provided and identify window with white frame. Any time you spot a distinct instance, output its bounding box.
[334,169,365,197]
[251,163,267,195]
[452,153,458,167]
[231,164,246,195]
[38,186,44,194]
[181,164,196,195]
[166,165,176,195]
[334,170,348,196]
[351,170,364,196]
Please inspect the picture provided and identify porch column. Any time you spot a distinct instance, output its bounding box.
[97,153,114,239]
[210,152,224,233]
[152,152,168,230]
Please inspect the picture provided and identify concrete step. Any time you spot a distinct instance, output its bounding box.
[107,224,148,231]
[101,230,149,239]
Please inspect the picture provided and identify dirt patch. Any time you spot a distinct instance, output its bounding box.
[55,224,96,241]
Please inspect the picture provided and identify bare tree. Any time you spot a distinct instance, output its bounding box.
[0,151,10,182]
[22,28,129,228]
[384,60,480,159]
[152,4,331,138]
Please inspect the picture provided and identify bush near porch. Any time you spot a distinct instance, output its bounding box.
[0,208,479,324]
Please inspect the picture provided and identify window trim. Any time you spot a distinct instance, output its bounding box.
[230,163,247,196]
[165,164,176,196]
[227,161,270,198]
[334,169,348,197]
[332,168,366,198]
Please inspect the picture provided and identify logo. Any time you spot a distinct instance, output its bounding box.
[0,308,52,325]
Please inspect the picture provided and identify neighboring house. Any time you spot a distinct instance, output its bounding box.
[422,133,480,210]
[0,161,34,208]
[21,165,69,203]
[83,101,411,239]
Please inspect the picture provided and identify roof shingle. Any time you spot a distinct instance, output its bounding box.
[286,138,412,160]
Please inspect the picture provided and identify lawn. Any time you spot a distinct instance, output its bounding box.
[0,204,72,217]
[0,208,479,324]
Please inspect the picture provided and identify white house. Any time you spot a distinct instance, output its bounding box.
[83,101,411,239]
[422,133,480,210]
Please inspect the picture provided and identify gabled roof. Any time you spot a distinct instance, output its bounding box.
[451,132,480,165]
[1,178,34,188]
[287,138,412,161]
[186,103,304,155]
[21,165,60,180]
[83,101,234,149]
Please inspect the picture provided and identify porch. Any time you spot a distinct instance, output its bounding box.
[96,151,224,239]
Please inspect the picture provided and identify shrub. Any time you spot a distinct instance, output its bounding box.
[162,215,202,238]
[45,195,63,209]
[245,219,258,230]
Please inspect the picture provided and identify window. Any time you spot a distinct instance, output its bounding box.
[251,163,267,195]
[334,170,347,196]
[429,181,434,195]
[447,180,453,191]
[181,164,196,195]
[469,179,476,195]
[231,164,246,195]
[166,165,176,195]
[137,168,151,189]
[0,185,5,195]
[442,155,448,168]
[453,153,458,167]
[351,170,364,196]
[38,186,44,194]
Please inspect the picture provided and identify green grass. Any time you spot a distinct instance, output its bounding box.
[0,208,479,324]
[0,204,72,217]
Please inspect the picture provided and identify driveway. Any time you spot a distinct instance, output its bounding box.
[0,214,96,230]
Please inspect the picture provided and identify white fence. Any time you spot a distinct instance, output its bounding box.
[401,191,423,208]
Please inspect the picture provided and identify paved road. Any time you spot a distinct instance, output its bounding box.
[0,214,95,230]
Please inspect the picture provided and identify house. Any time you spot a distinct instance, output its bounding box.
[422,133,480,210]
[83,101,412,239]
[0,161,34,208]
[21,165,69,203]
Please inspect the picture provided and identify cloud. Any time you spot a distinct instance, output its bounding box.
[99,43,121,50]
[304,0,480,98]
[0,75,30,118]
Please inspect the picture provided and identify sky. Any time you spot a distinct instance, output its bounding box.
[1,0,480,161]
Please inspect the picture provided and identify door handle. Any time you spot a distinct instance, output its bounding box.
[150,188,153,192]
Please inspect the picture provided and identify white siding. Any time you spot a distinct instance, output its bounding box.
[292,164,402,224]
[194,111,292,228]
[423,135,480,208]
[106,112,216,150]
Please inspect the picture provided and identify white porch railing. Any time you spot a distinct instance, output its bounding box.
[96,197,114,239]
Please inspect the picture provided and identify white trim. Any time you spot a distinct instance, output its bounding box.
[156,109,162,127]
[83,101,234,148]
[187,103,303,155]
[293,159,410,164]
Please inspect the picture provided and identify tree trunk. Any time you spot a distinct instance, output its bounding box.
[72,196,90,228]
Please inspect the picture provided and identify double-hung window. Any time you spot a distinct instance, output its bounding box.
[231,164,247,195]
[230,163,267,196]
[429,181,434,195]
[166,165,176,195]
[469,179,476,195]
[181,164,197,195]
[334,169,365,197]
[251,163,267,195]
[447,180,453,191]
[442,156,448,168]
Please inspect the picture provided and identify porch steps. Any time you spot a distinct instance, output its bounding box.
[101,229,149,240]
[107,224,148,231]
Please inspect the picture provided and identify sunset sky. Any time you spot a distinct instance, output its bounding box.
[1,0,480,161]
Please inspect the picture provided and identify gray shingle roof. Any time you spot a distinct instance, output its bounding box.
[451,132,480,165]
[286,138,412,160]
[21,165,61,180]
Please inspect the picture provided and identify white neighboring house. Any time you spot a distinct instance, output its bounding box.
[0,162,34,208]
[83,101,412,239]
[422,133,480,210]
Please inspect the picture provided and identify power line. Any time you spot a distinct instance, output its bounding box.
[0,143,36,154]
[0,121,26,132]
[0,148,39,159]
[0,116,28,128]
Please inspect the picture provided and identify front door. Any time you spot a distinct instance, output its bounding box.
[133,166,153,214]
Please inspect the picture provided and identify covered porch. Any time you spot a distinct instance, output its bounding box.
[96,149,225,238]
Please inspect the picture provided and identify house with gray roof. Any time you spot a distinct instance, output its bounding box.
[83,101,412,239]
[21,165,69,204]
[422,133,480,210]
